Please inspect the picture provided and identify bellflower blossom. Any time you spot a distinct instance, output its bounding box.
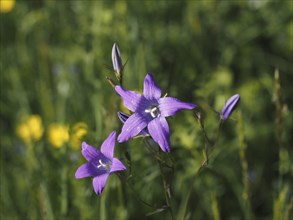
[115,73,197,152]
[220,94,240,120]
[75,131,126,195]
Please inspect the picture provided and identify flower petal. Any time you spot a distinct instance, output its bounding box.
[81,142,100,161]
[147,117,171,152]
[118,113,149,143]
[159,97,197,117]
[92,174,109,195]
[100,131,116,159]
[220,94,240,120]
[115,86,149,112]
[75,163,98,179]
[110,158,126,173]
[143,73,162,100]
[117,111,149,136]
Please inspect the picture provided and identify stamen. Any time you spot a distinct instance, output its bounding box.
[97,159,107,169]
[145,106,160,118]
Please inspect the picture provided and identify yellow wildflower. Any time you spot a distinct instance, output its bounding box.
[48,123,69,148]
[0,0,15,13]
[27,115,44,140]
[70,122,88,150]
[16,115,44,144]
[16,123,31,144]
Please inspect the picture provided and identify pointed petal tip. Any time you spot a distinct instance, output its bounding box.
[189,103,197,109]
[117,134,124,143]
[93,174,109,196]
[81,142,100,161]
[114,85,122,92]
[75,171,83,179]
[100,131,117,159]
[160,142,171,153]
[81,141,87,149]
[143,73,162,100]
[164,147,171,153]
[147,117,171,153]
[95,189,103,196]
[160,147,170,153]
[109,130,117,138]
[74,170,79,179]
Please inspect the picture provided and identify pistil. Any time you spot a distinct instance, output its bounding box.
[145,106,160,118]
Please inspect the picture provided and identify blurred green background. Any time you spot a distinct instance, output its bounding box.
[1,0,292,219]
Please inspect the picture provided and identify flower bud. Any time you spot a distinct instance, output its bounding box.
[112,43,123,80]
[220,94,240,120]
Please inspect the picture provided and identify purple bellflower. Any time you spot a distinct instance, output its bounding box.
[112,43,123,75]
[220,94,240,120]
[115,73,197,152]
[75,131,126,195]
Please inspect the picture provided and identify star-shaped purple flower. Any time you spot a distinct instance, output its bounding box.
[115,73,197,152]
[75,131,126,195]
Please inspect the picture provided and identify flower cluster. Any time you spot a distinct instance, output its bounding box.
[75,43,240,195]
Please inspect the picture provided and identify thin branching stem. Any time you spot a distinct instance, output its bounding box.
[144,139,175,220]
[181,119,223,220]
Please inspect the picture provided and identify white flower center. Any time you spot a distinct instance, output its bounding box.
[97,159,111,171]
[145,106,160,118]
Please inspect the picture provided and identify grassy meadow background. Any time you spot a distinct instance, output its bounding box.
[1,0,292,219]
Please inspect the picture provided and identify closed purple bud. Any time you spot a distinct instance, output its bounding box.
[112,43,123,75]
[220,94,240,120]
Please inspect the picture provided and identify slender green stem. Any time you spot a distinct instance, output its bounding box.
[60,146,68,217]
[116,172,161,210]
[284,197,293,220]
[157,158,174,220]
[273,69,291,220]
[238,111,253,219]
[177,157,207,220]
[124,179,158,209]
[274,70,286,188]
[195,112,213,146]
[144,139,174,220]
[180,119,223,220]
